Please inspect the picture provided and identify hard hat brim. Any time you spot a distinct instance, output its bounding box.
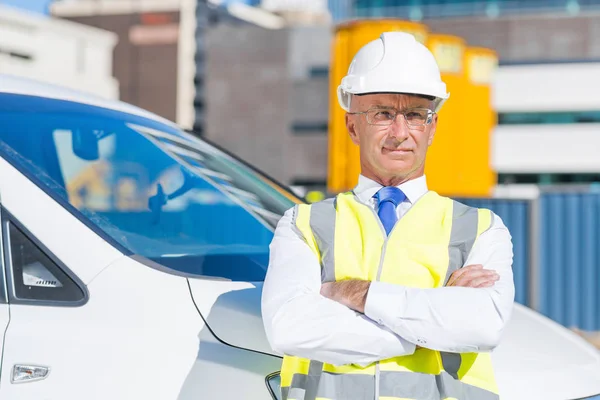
[338,85,449,113]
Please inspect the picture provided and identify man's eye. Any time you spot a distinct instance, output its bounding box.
[406,111,424,119]
[375,111,394,119]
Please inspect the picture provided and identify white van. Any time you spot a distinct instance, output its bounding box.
[0,74,598,400]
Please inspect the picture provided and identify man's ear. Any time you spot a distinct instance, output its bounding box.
[346,114,360,145]
[427,114,438,146]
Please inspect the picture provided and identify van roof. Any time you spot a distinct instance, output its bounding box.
[0,73,178,128]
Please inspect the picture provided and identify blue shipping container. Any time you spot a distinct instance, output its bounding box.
[456,198,530,307]
[539,193,600,331]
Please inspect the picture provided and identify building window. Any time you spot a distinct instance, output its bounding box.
[498,173,600,185]
[498,111,600,125]
[0,47,33,62]
[291,122,328,135]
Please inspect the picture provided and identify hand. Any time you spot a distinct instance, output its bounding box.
[446,264,499,288]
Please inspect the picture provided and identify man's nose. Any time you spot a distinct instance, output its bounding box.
[388,115,410,140]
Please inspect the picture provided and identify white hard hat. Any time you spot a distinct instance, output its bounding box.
[337,31,450,112]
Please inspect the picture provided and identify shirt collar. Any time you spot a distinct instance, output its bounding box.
[353,174,429,205]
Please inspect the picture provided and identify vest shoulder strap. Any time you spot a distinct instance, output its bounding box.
[292,196,340,281]
[292,195,341,259]
[291,203,321,263]
[444,199,494,285]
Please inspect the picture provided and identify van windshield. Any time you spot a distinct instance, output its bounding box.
[0,93,301,281]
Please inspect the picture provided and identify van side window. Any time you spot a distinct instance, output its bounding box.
[9,223,85,303]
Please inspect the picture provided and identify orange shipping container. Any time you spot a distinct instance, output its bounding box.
[458,47,498,196]
[424,33,467,196]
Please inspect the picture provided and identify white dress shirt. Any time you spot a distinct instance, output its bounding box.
[261,175,515,366]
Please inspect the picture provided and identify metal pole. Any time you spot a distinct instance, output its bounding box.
[528,193,541,311]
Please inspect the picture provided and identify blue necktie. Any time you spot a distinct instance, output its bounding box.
[374,186,406,236]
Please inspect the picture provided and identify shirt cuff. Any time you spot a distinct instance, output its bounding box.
[365,281,403,327]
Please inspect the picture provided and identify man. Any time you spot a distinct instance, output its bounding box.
[262,31,514,400]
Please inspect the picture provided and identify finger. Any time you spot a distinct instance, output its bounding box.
[449,269,496,287]
[471,278,498,288]
[465,270,498,280]
[459,271,500,288]
[454,271,498,286]
[464,275,499,288]
[447,264,482,286]
[475,280,497,288]
[451,275,497,288]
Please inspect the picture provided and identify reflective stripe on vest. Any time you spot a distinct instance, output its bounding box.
[281,191,497,400]
[283,370,499,400]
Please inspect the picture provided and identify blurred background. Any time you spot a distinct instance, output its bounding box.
[3,0,600,345]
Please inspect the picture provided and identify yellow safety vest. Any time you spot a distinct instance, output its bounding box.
[280,190,499,400]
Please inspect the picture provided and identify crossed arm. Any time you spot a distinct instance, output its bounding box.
[261,208,515,366]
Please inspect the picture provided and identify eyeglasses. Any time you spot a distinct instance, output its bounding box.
[348,107,435,128]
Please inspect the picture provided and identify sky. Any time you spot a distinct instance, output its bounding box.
[0,0,54,14]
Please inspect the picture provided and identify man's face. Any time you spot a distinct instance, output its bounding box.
[346,93,438,184]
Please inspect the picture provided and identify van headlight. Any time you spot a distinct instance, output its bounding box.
[266,372,281,400]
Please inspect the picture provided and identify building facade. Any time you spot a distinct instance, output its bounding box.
[0,4,118,99]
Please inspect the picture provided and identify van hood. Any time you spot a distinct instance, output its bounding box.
[187,278,600,400]
[493,304,600,399]
[188,279,274,355]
